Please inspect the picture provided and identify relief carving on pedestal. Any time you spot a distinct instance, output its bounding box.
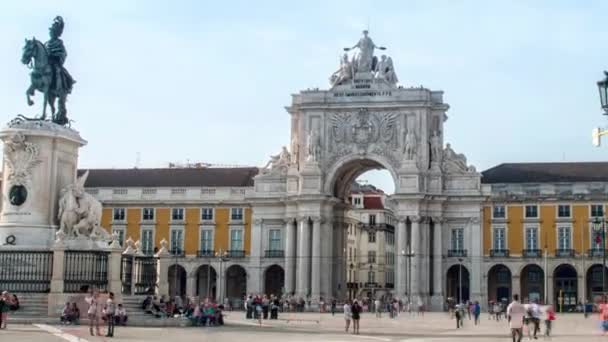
[327,108,401,169]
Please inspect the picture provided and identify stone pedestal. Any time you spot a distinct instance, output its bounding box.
[0,119,86,248]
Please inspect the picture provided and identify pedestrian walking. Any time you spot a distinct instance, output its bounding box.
[544,304,555,338]
[473,301,481,325]
[599,297,608,335]
[351,300,361,335]
[343,301,352,333]
[455,303,464,328]
[104,292,116,337]
[374,298,381,318]
[331,299,337,316]
[507,294,525,342]
[0,291,13,329]
[529,300,541,339]
[85,289,102,336]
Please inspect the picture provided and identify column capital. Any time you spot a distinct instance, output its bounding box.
[432,216,446,224]
[253,218,264,225]
[283,217,295,224]
[396,216,408,224]
[409,215,422,223]
[311,216,323,224]
[296,216,309,223]
[469,217,481,224]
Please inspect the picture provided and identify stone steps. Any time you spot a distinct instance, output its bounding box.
[10,293,48,317]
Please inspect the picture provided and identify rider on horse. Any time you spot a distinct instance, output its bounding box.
[46,16,75,98]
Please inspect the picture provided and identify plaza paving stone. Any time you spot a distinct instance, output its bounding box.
[3,312,608,341]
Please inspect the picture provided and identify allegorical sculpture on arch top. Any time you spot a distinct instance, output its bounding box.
[329,30,398,88]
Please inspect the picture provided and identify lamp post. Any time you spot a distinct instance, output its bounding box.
[216,249,229,303]
[349,263,355,300]
[403,247,415,305]
[593,71,608,146]
[593,217,607,296]
[458,257,464,304]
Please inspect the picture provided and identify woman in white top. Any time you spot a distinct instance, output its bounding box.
[343,301,352,333]
[85,289,101,336]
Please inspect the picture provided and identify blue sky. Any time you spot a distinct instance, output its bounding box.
[1,1,608,193]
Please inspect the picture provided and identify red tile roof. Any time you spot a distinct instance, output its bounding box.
[363,196,384,210]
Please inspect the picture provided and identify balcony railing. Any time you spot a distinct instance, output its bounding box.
[385,283,394,289]
[555,249,575,258]
[490,249,510,257]
[522,249,542,258]
[226,250,245,258]
[197,250,215,257]
[141,249,155,256]
[264,250,284,258]
[588,249,608,257]
[447,249,467,257]
[169,249,184,257]
[364,282,379,288]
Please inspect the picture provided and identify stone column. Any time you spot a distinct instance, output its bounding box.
[186,273,197,298]
[321,218,334,299]
[155,239,171,296]
[48,242,66,316]
[284,218,296,295]
[431,217,444,310]
[469,217,482,301]
[311,217,322,301]
[410,215,421,299]
[547,275,554,305]
[108,241,123,300]
[511,275,521,300]
[122,237,136,295]
[248,219,263,295]
[297,217,311,297]
[396,217,407,298]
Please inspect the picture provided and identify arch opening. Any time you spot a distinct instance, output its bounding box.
[168,264,186,299]
[264,265,285,297]
[225,265,247,308]
[487,264,511,303]
[196,265,217,299]
[586,264,608,302]
[328,157,397,200]
[554,264,577,311]
[446,264,470,303]
[520,264,544,303]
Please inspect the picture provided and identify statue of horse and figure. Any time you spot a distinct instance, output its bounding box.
[20,16,75,126]
[58,170,110,240]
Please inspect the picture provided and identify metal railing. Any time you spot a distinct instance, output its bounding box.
[490,249,510,257]
[0,251,53,293]
[264,250,284,258]
[555,249,575,258]
[169,249,185,257]
[197,250,215,257]
[120,255,133,295]
[522,249,542,258]
[64,251,109,293]
[447,249,467,257]
[226,250,245,258]
[588,249,608,257]
[133,256,158,295]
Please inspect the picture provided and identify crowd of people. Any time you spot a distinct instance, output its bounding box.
[84,290,124,337]
[141,294,224,327]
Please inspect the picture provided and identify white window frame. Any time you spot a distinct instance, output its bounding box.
[524,204,538,219]
[368,250,376,264]
[492,225,507,250]
[230,208,244,222]
[524,225,539,250]
[451,227,465,251]
[591,204,605,218]
[199,227,214,252]
[268,229,282,251]
[229,228,244,251]
[112,207,126,222]
[140,227,155,255]
[492,205,506,219]
[171,208,185,222]
[170,227,185,253]
[201,207,214,222]
[556,225,572,250]
[557,204,571,219]
[142,207,155,222]
[369,214,377,225]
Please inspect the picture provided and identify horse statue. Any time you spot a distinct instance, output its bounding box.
[58,170,110,240]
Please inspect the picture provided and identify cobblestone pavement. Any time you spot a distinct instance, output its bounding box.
[3,312,608,341]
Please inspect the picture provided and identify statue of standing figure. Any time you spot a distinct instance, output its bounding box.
[404,131,417,160]
[430,131,442,162]
[21,16,75,125]
[306,128,321,162]
[344,30,386,73]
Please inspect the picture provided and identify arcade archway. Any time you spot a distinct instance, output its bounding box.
[554,264,577,311]
[264,264,285,296]
[586,264,608,302]
[196,264,217,299]
[521,264,544,303]
[225,265,247,306]
[168,264,186,299]
[446,264,470,303]
[487,264,511,303]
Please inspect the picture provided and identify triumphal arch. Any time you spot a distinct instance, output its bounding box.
[249,31,484,310]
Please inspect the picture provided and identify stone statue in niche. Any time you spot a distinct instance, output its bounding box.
[430,131,442,162]
[306,127,321,162]
[404,130,417,160]
[58,170,110,239]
